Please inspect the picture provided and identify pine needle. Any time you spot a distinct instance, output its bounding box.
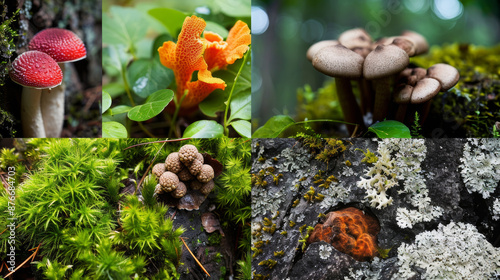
[180,237,210,277]
[4,243,41,278]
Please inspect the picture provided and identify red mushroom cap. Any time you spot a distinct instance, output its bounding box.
[29,28,86,63]
[9,51,63,89]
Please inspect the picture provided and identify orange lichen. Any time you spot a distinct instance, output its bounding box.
[158,16,251,112]
[203,20,251,71]
[307,207,380,261]
[158,15,226,110]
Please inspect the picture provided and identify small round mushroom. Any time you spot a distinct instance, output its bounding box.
[338,28,372,49]
[197,164,214,183]
[165,152,182,173]
[392,84,413,122]
[29,28,86,137]
[9,51,63,137]
[178,168,194,181]
[306,40,339,62]
[159,171,179,192]
[400,31,429,55]
[179,145,199,164]
[410,77,441,124]
[152,163,166,178]
[172,181,187,198]
[200,180,215,195]
[363,44,409,122]
[191,180,203,190]
[195,153,204,164]
[154,184,165,194]
[426,63,460,91]
[187,159,203,176]
[312,45,366,134]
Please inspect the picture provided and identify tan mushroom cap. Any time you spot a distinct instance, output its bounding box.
[306,40,338,61]
[401,31,429,55]
[338,28,372,49]
[363,44,409,80]
[410,78,441,104]
[392,37,416,56]
[393,84,413,104]
[312,45,364,79]
[426,63,460,91]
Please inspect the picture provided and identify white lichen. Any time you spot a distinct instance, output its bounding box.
[395,222,500,280]
[492,198,500,221]
[318,244,333,260]
[459,138,500,198]
[357,141,397,209]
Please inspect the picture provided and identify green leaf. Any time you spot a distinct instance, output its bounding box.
[103,121,128,138]
[205,21,229,38]
[230,120,251,138]
[108,105,132,116]
[252,115,295,138]
[199,89,227,117]
[228,89,251,122]
[103,6,149,50]
[127,89,174,121]
[183,120,224,138]
[103,45,131,74]
[127,58,174,98]
[103,83,125,98]
[215,0,251,17]
[102,90,112,113]
[368,120,412,138]
[148,8,187,36]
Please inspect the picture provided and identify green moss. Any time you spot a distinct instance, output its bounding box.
[208,232,222,246]
[296,83,343,122]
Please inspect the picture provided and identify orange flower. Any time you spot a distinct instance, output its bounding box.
[158,15,226,110]
[203,20,251,71]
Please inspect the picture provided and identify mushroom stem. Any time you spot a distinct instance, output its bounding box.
[358,78,372,114]
[41,63,66,137]
[395,104,408,123]
[21,87,46,137]
[336,77,365,134]
[372,77,392,122]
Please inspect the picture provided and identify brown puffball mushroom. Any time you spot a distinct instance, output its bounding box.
[195,153,204,164]
[152,163,166,178]
[200,180,215,195]
[364,44,409,122]
[179,145,198,164]
[159,171,179,192]
[188,159,203,176]
[312,44,366,135]
[191,180,203,190]
[306,40,339,62]
[165,152,182,173]
[197,164,214,183]
[155,184,164,194]
[172,182,187,198]
[178,168,194,181]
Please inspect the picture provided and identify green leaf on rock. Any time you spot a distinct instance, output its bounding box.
[252,115,296,138]
[102,90,112,113]
[230,120,251,138]
[103,121,128,138]
[183,120,224,138]
[127,58,174,98]
[127,89,174,121]
[368,120,412,138]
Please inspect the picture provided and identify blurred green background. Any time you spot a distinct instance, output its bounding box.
[251,0,500,126]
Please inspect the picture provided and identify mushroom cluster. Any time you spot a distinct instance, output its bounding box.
[9,28,86,137]
[152,145,216,199]
[308,28,459,133]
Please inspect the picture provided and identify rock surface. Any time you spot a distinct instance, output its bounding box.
[251,138,499,279]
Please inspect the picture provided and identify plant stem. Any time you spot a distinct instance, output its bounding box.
[122,66,156,137]
[169,91,188,138]
[223,46,251,136]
